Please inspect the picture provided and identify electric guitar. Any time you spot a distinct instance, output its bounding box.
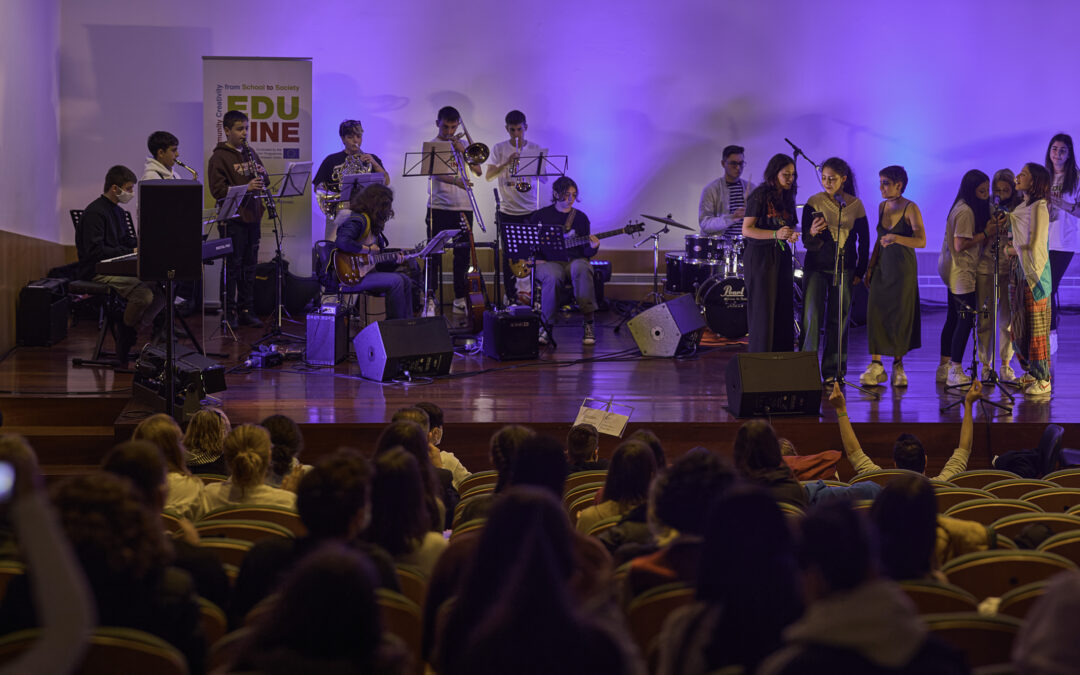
[333,244,423,286]
[509,220,646,277]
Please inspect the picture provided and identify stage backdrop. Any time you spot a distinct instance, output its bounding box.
[202,57,312,274]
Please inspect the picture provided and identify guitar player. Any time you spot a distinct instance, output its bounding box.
[528,176,600,346]
[334,184,419,319]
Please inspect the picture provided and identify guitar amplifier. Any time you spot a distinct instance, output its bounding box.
[305,306,348,365]
[482,308,540,361]
[17,278,69,346]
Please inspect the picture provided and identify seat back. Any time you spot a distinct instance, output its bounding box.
[376,589,423,666]
[990,512,1080,540]
[1044,468,1080,488]
[585,515,622,537]
[451,494,490,531]
[0,626,188,675]
[949,470,1022,489]
[943,498,1042,526]
[563,482,604,512]
[0,561,26,605]
[198,537,255,569]
[997,580,1049,619]
[850,468,925,487]
[1021,487,1080,513]
[459,482,495,501]
[984,478,1058,500]
[198,596,228,650]
[626,583,694,670]
[395,564,428,610]
[567,492,600,522]
[449,518,486,542]
[923,612,1022,669]
[1037,530,1080,566]
[934,487,994,512]
[942,549,1077,599]
[897,580,979,614]
[565,469,609,492]
[199,505,306,536]
[194,519,295,544]
[457,470,498,495]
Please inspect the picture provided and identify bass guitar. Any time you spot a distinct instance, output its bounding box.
[508,220,646,276]
[461,213,489,332]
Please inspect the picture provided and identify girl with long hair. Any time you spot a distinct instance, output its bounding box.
[742,154,800,352]
[1044,133,1080,352]
[204,424,297,509]
[133,413,207,520]
[183,408,230,475]
[1009,162,1053,395]
[574,439,657,533]
[860,165,927,388]
[800,157,870,382]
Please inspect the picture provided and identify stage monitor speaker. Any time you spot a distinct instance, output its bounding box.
[138,180,203,282]
[353,317,453,381]
[306,307,348,365]
[16,279,68,347]
[725,351,821,418]
[627,294,706,357]
[482,308,539,361]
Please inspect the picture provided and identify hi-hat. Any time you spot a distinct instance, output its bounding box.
[641,213,694,231]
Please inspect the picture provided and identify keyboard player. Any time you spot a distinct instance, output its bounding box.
[75,165,165,364]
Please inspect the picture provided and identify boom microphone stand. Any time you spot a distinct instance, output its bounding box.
[980,216,1016,403]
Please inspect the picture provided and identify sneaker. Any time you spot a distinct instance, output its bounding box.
[859,361,887,386]
[421,297,437,318]
[238,311,263,328]
[999,364,1017,383]
[582,322,596,346]
[538,328,551,345]
[452,297,467,313]
[891,362,908,387]
[1026,379,1052,396]
[946,364,971,387]
[935,363,950,383]
[1050,330,1059,355]
[1016,373,1037,387]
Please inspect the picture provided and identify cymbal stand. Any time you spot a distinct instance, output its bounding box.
[613,220,669,334]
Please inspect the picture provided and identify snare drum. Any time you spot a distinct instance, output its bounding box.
[665,254,726,294]
[696,274,748,339]
[684,234,723,260]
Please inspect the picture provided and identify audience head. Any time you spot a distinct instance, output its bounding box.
[132,413,189,474]
[235,544,404,673]
[797,500,877,599]
[508,434,569,498]
[366,447,428,556]
[297,449,372,540]
[602,439,657,507]
[626,428,666,469]
[414,402,444,445]
[566,424,600,465]
[871,474,937,581]
[375,420,440,531]
[1013,570,1080,674]
[260,414,304,481]
[390,407,430,434]
[101,440,168,510]
[891,433,927,473]
[223,424,273,490]
[651,448,736,536]
[733,419,787,477]
[183,408,229,467]
[489,424,535,491]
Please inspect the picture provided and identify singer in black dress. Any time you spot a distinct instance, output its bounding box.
[742,154,800,352]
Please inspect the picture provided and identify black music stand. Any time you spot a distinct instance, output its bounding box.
[511,152,568,183]
[205,185,247,344]
[404,143,459,311]
[504,222,566,346]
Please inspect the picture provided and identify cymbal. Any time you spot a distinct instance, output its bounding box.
[641,213,694,231]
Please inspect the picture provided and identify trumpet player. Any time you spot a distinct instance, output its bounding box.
[427,105,482,314]
[487,110,542,303]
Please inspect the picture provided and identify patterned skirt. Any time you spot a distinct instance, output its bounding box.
[1011,265,1051,379]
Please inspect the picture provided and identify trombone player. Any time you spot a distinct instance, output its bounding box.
[426,105,485,315]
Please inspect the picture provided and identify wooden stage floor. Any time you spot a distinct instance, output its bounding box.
[2,303,1078,475]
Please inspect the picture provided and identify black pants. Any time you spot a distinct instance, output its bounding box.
[498,211,531,300]
[219,220,260,318]
[1049,249,1073,330]
[941,290,977,363]
[744,242,794,352]
[426,209,472,300]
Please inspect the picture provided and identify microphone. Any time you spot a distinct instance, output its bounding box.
[836,194,846,209]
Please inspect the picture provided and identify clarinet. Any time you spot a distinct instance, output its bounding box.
[242,139,278,220]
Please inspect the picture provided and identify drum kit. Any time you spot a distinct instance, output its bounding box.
[641,214,748,339]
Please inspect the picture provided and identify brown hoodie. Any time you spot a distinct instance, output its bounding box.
[206,141,265,224]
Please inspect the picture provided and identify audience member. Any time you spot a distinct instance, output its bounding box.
[133,413,208,520]
[1012,570,1080,674]
[204,424,297,510]
[0,473,206,673]
[375,420,448,531]
[230,449,399,627]
[733,419,809,507]
[365,447,448,577]
[627,428,667,469]
[657,487,803,675]
[434,487,640,675]
[758,501,966,675]
[415,401,472,491]
[576,439,657,533]
[870,473,941,583]
[829,380,981,480]
[454,424,535,524]
[102,440,229,609]
[183,408,230,475]
[227,544,409,675]
[260,413,310,490]
[567,423,608,472]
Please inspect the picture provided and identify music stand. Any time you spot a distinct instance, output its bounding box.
[339,173,384,205]
[504,222,566,345]
[404,142,460,310]
[273,161,312,198]
[512,151,567,181]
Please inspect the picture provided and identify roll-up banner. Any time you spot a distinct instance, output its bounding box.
[202,57,313,274]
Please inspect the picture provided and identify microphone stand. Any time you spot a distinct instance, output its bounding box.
[829,199,879,399]
[941,298,1011,414]
[613,221,669,334]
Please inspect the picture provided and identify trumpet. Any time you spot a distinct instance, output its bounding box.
[509,138,532,193]
[175,159,198,181]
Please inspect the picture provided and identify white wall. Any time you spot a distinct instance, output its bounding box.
[1,0,60,242]
[58,0,1080,275]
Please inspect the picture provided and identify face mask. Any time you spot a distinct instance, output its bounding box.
[116,188,135,204]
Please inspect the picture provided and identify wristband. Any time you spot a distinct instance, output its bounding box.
[773,231,778,240]
[837,411,848,418]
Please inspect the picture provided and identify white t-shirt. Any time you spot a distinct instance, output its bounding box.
[1011,199,1051,289]
[203,480,298,511]
[1049,173,1080,252]
[165,472,209,521]
[490,139,545,216]
[427,135,472,211]
[944,202,978,294]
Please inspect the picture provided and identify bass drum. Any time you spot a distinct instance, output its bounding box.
[696,275,748,339]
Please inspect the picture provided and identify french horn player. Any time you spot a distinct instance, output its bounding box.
[313,119,389,238]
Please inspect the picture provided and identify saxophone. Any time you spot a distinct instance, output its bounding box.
[317,152,374,217]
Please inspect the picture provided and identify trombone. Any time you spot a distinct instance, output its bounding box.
[450,117,489,232]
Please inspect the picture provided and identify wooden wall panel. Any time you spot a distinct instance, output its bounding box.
[0,229,75,356]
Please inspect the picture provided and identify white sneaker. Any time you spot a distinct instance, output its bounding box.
[421,297,437,318]
[1050,330,1059,355]
[582,322,596,346]
[1016,373,1037,387]
[859,362,887,385]
[1026,379,1052,396]
[538,328,551,346]
[892,362,908,387]
[999,364,1017,383]
[946,364,971,387]
[452,297,467,313]
[935,363,950,383]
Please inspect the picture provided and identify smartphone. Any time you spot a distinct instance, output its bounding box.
[0,461,12,503]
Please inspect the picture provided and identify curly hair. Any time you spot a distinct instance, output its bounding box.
[348,183,394,235]
[224,424,272,491]
[133,413,189,475]
[183,408,229,467]
[260,414,304,482]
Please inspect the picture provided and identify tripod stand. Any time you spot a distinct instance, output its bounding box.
[613,221,669,335]
[980,219,1017,401]
[828,201,879,399]
[941,300,1011,414]
[255,205,304,345]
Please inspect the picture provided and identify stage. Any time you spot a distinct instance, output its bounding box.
[2,304,1078,480]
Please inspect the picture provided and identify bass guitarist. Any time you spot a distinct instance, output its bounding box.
[529,176,600,346]
[334,184,419,319]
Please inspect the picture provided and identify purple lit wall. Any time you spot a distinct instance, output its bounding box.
[57,0,1080,276]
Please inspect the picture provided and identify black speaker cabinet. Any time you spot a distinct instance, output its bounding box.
[137,180,202,282]
[306,307,348,365]
[16,279,68,346]
[627,294,706,357]
[725,351,822,418]
[353,317,453,381]
[482,309,539,361]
